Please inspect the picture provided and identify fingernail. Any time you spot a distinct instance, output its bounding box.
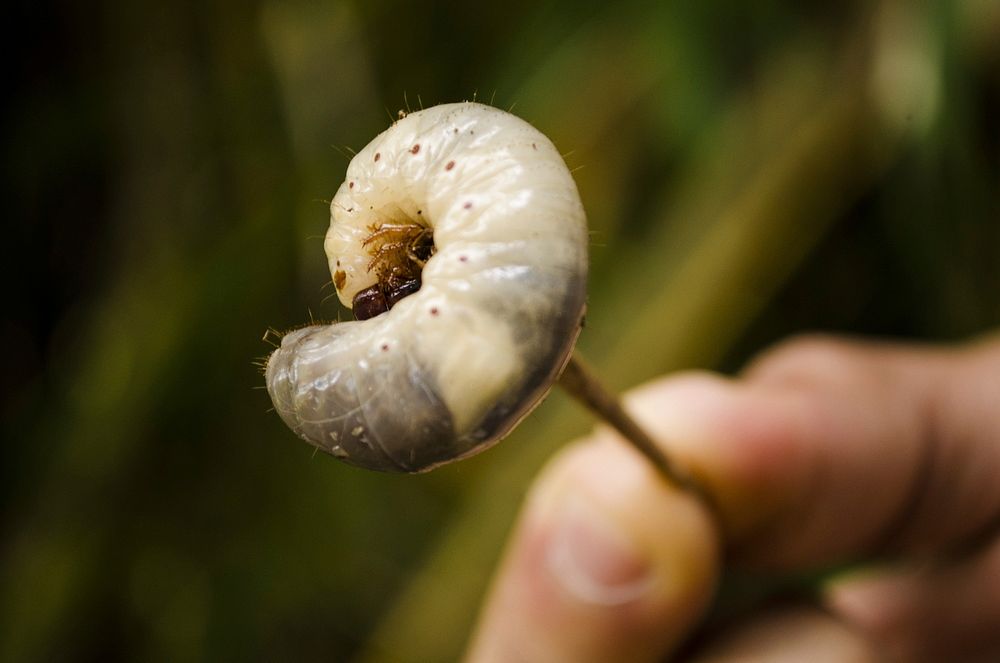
[545,496,655,606]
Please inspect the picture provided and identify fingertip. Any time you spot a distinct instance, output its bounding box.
[824,537,1000,662]
[687,607,881,663]
[466,435,720,663]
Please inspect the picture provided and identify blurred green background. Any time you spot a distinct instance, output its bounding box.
[3,0,998,660]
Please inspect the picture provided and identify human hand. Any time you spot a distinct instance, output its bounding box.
[465,334,1000,662]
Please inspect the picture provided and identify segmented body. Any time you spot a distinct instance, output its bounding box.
[265,102,588,472]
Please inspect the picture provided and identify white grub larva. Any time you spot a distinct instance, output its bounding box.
[266,102,588,473]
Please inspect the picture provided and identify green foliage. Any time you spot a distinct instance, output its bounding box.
[3,0,997,660]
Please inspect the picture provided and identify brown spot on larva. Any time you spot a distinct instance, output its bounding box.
[333,270,346,290]
[349,181,354,188]
[347,208,353,213]
[416,209,422,215]
[453,127,459,133]
[532,143,537,150]
[381,343,389,352]
[336,259,341,266]
[374,152,381,162]
[411,144,420,154]
[463,201,473,209]
[430,307,439,316]
[445,160,455,171]
[458,255,468,262]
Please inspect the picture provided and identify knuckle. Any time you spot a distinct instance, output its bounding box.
[744,334,866,388]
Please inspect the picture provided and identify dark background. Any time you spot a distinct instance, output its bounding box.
[3,0,998,661]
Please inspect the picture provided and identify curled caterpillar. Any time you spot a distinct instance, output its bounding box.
[265,102,588,472]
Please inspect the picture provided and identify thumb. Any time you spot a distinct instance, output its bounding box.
[465,433,719,663]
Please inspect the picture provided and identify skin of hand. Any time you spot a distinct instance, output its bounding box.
[465,333,1000,663]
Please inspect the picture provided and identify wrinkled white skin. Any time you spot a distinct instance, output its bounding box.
[266,102,588,472]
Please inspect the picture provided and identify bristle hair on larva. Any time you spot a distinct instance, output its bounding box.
[266,102,588,472]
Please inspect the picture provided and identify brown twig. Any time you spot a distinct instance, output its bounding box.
[558,353,717,514]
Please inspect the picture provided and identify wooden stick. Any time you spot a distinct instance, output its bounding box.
[558,352,717,514]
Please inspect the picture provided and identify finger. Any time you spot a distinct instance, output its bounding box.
[465,435,719,663]
[825,534,1000,662]
[621,334,1000,568]
[468,333,1000,662]
[686,606,880,663]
